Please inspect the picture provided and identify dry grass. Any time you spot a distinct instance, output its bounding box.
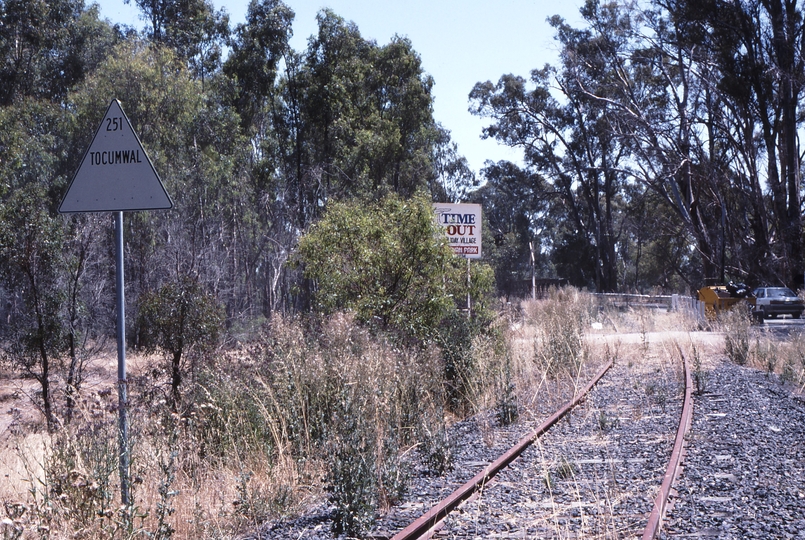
[707,308,805,392]
[2,290,795,539]
[0,312,448,538]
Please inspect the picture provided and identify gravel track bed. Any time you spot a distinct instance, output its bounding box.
[250,347,805,540]
[663,363,805,539]
[369,365,604,538]
[432,352,684,539]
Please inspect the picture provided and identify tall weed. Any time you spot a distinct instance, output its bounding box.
[190,313,444,536]
[2,304,531,538]
[524,288,592,378]
[720,309,751,365]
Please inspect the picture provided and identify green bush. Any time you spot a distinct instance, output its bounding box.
[136,275,224,408]
[296,192,474,341]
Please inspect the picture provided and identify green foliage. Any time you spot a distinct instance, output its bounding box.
[325,388,384,537]
[137,275,224,360]
[135,0,230,80]
[0,188,67,350]
[0,0,119,105]
[300,11,437,201]
[296,192,464,340]
[224,0,294,129]
[137,275,224,406]
[470,162,549,295]
[437,311,476,413]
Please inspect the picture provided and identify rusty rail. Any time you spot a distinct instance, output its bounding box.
[641,345,694,539]
[390,358,614,540]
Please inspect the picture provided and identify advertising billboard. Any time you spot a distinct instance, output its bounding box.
[433,203,482,259]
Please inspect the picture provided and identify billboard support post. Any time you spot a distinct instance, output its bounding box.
[467,258,471,318]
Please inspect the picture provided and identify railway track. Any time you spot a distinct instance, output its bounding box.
[384,343,692,539]
[662,362,805,539]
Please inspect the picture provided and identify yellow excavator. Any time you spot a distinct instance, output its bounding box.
[697,282,756,320]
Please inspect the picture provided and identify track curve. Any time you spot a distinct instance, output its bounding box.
[391,359,615,540]
[393,344,691,539]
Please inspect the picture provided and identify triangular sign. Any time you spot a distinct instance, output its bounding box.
[59,99,172,213]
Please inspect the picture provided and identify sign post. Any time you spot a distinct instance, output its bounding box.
[433,203,482,316]
[114,211,129,505]
[59,99,172,508]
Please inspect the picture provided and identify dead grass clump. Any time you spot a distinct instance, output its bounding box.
[190,312,446,537]
[523,288,593,380]
[743,332,805,391]
[718,308,751,366]
[446,317,517,425]
[779,333,805,391]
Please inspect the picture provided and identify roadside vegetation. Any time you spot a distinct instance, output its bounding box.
[718,308,805,393]
[0,289,579,539]
[4,289,805,539]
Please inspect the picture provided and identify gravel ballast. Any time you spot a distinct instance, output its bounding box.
[663,363,805,539]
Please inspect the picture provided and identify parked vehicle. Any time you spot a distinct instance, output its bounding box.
[752,287,804,319]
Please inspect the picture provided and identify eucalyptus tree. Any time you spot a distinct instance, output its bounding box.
[223,0,294,130]
[222,0,299,314]
[0,101,71,431]
[133,0,229,79]
[0,0,118,105]
[678,0,805,285]
[550,0,733,285]
[224,7,445,311]
[606,0,805,286]
[69,40,249,331]
[470,161,550,295]
[295,10,438,214]
[431,125,477,203]
[0,1,120,426]
[470,2,635,292]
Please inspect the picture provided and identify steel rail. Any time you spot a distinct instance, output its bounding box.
[390,358,614,540]
[641,345,694,539]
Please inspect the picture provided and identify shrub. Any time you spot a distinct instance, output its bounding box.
[296,192,480,341]
[136,275,224,409]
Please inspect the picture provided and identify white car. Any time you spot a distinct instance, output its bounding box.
[752,287,805,319]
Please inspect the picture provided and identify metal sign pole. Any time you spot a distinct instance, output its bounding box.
[530,241,536,300]
[467,258,471,318]
[115,211,130,506]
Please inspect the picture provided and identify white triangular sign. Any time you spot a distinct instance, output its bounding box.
[59,99,172,213]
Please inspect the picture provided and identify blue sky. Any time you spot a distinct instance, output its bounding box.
[92,0,585,175]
